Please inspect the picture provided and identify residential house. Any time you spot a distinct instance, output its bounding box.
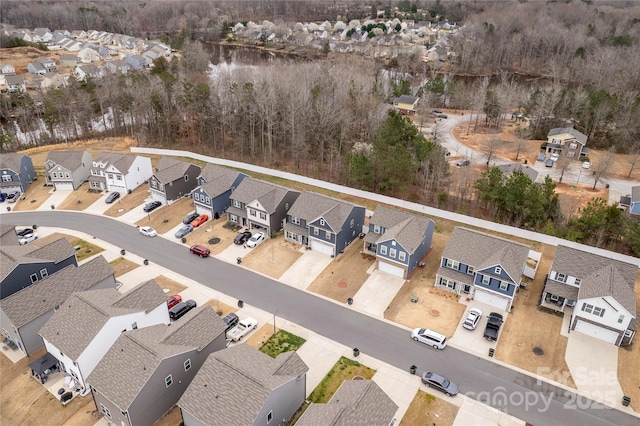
[226,178,300,237]
[5,75,26,93]
[284,192,365,257]
[77,47,102,63]
[32,28,53,43]
[27,61,47,75]
[73,64,102,81]
[39,279,170,393]
[178,344,309,426]
[0,63,16,75]
[393,95,419,115]
[40,71,67,90]
[102,59,131,75]
[363,205,435,279]
[88,152,152,193]
[148,156,201,205]
[59,38,83,52]
[0,256,115,356]
[497,163,539,182]
[70,30,87,39]
[297,380,398,426]
[545,127,588,159]
[124,54,150,70]
[435,227,530,312]
[0,152,36,194]
[59,54,80,68]
[0,224,19,246]
[87,306,228,426]
[540,245,637,346]
[45,151,92,190]
[191,164,248,219]
[1,237,77,300]
[618,186,640,216]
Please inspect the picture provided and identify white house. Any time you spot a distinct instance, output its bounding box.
[77,47,102,63]
[88,152,153,193]
[39,280,170,394]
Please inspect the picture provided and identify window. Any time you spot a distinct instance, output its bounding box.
[467,266,474,275]
[233,200,241,208]
[151,180,157,189]
[165,374,173,387]
[399,252,406,261]
[229,214,238,223]
[440,278,455,289]
[64,172,70,178]
[40,268,48,278]
[373,225,381,234]
[350,219,354,228]
[1,175,11,182]
[569,142,577,149]
[312,227,319,236]
[482,275,490,285]
[320,219,325,226]
[389,248,397,258]
[249,209,256,217]
[194,193,199,201]
[260,212,267,220]
[379,245,388,255]
[54,304,60,312]
[494,267,501,274]
[499,281,508,291]
[30,274,38,283]
[445,259,459,270]
[184,359,191,371]
[52,172,58,178]
[593,306,605,317]
[184,175,189,182]
[291,216,300,225]
[267,411,273,424]
[205,197,211,204]
[107,173,113,179]
[325,231,331,239]
[116,175,122,181]
[100,404,111,418]
[582,303,593,314]
[131,322,137,330]
[618,315,625,324]
[556,273,566,283]
[574,278,581,286]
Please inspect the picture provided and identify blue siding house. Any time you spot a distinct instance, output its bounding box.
[363,205,435,279]
[435,227,530,312]
[0,153,36,195]
[192,164,248,219]
[284,192,365,257]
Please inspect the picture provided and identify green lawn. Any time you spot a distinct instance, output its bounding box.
[308,356,376,404]
[259,330,306,358]
[70,238,104,262]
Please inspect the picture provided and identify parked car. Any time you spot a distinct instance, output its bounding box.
[191,214,209,227]
[410,328,447,349]
[421,371,458,396]
[0,193,6,202]
[16,228,34,237]
[143,201,162,212]
[189,244,210,257]
[483,312,504,341]
[462,308,483,330]
[435,113,448,119]
[19,233,38,245]
[432,109,443,114]
[246,232,265,248]
[582,161,591,169]
[6,192,19,203]
[545,159,554,168]
[222,312,239,331]
[139,226,157,237]
[183,212,199,225]
[227,317,258,341]
[166,295,183,309]
[550,153,560,162]
[536,153,546,162]
[234,231,253,245]
[175,224,194,238]
[105,192,120,204]
[169,299,197,320]
[456,159,470,167]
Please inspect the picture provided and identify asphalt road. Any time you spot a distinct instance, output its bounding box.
[3,211,637,426]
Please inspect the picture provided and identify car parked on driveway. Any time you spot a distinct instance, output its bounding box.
[227,317,258,341]
[16,228,34,237]
[0,193,7,202]
[545,159,554,168]
[550,153,560,162]
[175,224,194,238]
[166,295,182,309]
[582,161,591,169]
[169,299,197,320]
[143,201,162,212]
[189,244,210,257]
[246,232,265,248]
[191,214,208,227]
[19,233,38,245]
[139,226,157,237]
[222,312,239,331]
[105,192,120,204]
[456,159,470,167]
[6,192,19,203]
[234,231,253,245]
[421,371,458,396]
[462,308,483,330]
[536,153,546,162]
[183,212,199,224]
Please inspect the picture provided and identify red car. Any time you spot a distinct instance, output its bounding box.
[167,295,182,309]
[190,244,210,257]
[191,214,209,227]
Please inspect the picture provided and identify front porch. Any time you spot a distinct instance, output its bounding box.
[540,277,578,313]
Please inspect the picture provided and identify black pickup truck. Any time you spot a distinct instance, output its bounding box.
[483,312,504,341]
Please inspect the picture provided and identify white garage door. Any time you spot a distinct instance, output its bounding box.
[54,182,73,191]
[195,203,212,217]
[378,261,405,278]
[150,191,167,204]
[310,239,334,256]
[474,289,510,311]
[574,320,619,344]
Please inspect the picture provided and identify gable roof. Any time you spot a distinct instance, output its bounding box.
[198,164,244,198]
[39,279,166,359]
[497,163,539,182]
[442,227,529,282]
[92,152,136,173]
[45,151,88,171]
[0,256,114,328]
[288,192,361,232]
[153,156,200,184]
[547,127,587,145]
[578,265,637,316]
[231,178,299,214]
[178,344,308,425]
[87,306,226,411]
[0,152,26,173]
[369,205,434,253]
[297,380,398,426]
[1,237,76,283]
[394,95,418,105]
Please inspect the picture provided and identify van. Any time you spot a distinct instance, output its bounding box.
[169,300,197,320]
[411,328,447,349]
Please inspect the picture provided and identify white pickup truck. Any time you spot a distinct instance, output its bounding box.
[226,317,258,342]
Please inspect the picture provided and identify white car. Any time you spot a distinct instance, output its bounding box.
[226,317,258,342]
[582,161,591,169]
[246,232,265,248]
[550,153,559,162]
[462,308,483,330]
[19,233,38,245]
[139,226,157,237]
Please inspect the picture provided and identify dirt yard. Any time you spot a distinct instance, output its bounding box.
[153,275,187,295]
[109,257,140,278]
[56,183,103,211]
[154,406,182,426]
[204,299,236,317]
[10,181,53,211]
[181,219,238,254]
[244,325,279,350]
[134,198,195,234]
[400,390,458,426]
[238,236,303,280]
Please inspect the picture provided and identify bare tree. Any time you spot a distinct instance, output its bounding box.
[592,149,614,190]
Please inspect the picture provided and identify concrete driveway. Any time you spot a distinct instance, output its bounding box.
[83,193,113,215]
[279,249,333,290]
[36,189,71,211]
[449,301,507,358]
[352,270,405,317]
[118,197,155,224]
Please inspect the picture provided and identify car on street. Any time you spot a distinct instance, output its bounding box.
[227,317,258,341]
[16,228,34,237]
[105,192,120,204]
[234,231,253,245]
[550,153,560,162]
[410,328,447,349]
[191,214,208,227]
[19,233,38,245]
[246,232,265,248]
[143,201,162,212]
[183,212,199,224]
[175,224,194,238]
[456,159,470,167]
[582,161,591,169]
[435,113,448,119]
[222,312,239,331]
[6,192,19,203]
[139,226,157,237]
[421,371,458,396]
[189,244,210,257]
[462,308,483,330]
[166,295,182,309]
[169,299,197,320]
[432,109,443,114]
[545,159,554,168]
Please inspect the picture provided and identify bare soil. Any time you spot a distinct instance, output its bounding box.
[109,257,140,278]
[400,390,458,426]
[153,275,187,296]
[154,405,183,426]
[204,299,237,317]
[181,219,238,255]
[237,236,303,280]
[244,325,279,350]
[56,183,103,211]
[11,181,53,211]
[134,198,195,234]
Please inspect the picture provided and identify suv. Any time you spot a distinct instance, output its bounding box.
[222,312,239,331]
[169,299,197,320]
[189,244,210,257]
[234,231,252,245]
[105,192,120,204]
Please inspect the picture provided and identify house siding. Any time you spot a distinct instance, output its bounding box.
[123,156,153,192]
[162,164,201,204]
[1,257,77,300]
[0,155,36,193]
[252,376,307,426]
[474,272,515,297]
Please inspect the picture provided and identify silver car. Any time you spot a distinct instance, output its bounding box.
[175,224,194,238]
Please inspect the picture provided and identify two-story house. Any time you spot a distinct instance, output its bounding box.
[226,178,300,237]
[45,151,92,190]
[0,152,36,194]
[393,95,419,115]
[540,245,637,346]
[435,227,530,312]
[148,156,201,205]
[545,127,588,160]
[88,152,153,194]
[87,306,227,426]
[284,192,365,257]
[5,75,26,93]
[363,205,435,279]
[191,164,248,219]
[39,279,170,393]
[0,256,115,356]
[178,344,309,426]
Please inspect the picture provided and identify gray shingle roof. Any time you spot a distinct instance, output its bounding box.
[0,153,25,172]
[91,152,136,174]
[370,205,434,254]
[231,178,299,214]
[297,380,398,426]
[394,95,418,105]
[442,227,529,283]
[547,127,587,145]
[198,165,244,198]
[497,163,539,182]
[287,192,363,233]
[87,306,226,411]
[0,256,114,327]
[39,279,166,359]
[178,344,308,425]
[153,156,200,184]
[0,223,15,237]
[45,151,88,171]
[1,237,77,282]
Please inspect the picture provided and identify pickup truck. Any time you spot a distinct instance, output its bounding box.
[226,317,258,342]
[483,312,504,341]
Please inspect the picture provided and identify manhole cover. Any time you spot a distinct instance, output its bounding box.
[208,238,221,244]
[533,347,544,356]
[337,281,348,288]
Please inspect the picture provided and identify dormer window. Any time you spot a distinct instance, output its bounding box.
[574,278,581,286]
[557,273,566,283]
[320,219,325,226]
[495,267,502,274]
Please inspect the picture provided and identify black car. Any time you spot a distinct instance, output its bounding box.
[183,212,199,224]
[222,312,239,331]
[143,201,162,212]
[16,228,34,237]
[105,191,120,204]
[421,371,458,396]
[234,231,253,245]
[169,299,197,320]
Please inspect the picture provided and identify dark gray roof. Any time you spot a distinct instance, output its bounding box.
[442,227,529,283]
[231,178,299,214]
[45,151,88,171]
[370,205,434,254]
[394,95,418,105]
[0,152,26,172]
[87,306,227,411]
[39,279,166,359]
[91,152,136,174]
[297,380,398,426]
[288,192,363,233]
[198,164,244,198]
[178,344,308,425]
[1,237,76,282]
[547,127,587,145]
[0,256,114,327]
[153,156,200,184]
[497,163,539,182]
